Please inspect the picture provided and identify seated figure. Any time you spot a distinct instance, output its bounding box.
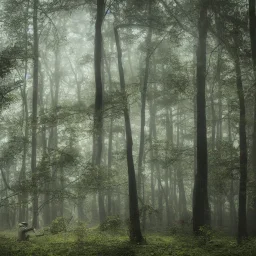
[17,222,34,241]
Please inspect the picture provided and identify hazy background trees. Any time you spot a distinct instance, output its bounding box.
[0,0,255,244]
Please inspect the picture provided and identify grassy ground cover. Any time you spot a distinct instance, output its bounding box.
[1,228,256,256]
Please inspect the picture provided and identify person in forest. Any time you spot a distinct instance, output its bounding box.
[17,222,35,241]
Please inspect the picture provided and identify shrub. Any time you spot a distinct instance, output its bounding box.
[50,217,67,235]
[100,215,122,231]
[198,225,214,245]
[73,221,87,243]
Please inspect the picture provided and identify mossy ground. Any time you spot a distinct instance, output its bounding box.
[1,228,256,256]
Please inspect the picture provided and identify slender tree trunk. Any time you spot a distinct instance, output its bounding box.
[249,0,256,71]
[193,0,210,233]
[176,110,188,220]
[248,0,256,235]
[192,46,197,209]
[210,88,216,151]
[233,29,248,242]
[31,0,39,229]
[105,48,113,216]
[38,58,51,226]
[51,46,61,221]
[114,26,143,243]
[138,0,153,197]
[228,106,236,234]
[93,0,106,224]
[165,107,173,226]
[216,36,223,229]
[149,89,155,226]
[19,0,30,222]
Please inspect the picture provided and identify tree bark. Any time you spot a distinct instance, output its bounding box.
[149,88,156,226]
[93,0,106,224]
[248,0,256,236]
[104,47,113,216]
[114,26,143,243]
[176,110,188,221]
[31,0,39,229]
[138,0,153,198]
[233,28,248,242]
[51,46,61,221]
[38,57,51,226]
[193,0,210,233]
[19,0,30,223]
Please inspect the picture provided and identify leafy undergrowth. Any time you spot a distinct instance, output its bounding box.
[1,229,256,256]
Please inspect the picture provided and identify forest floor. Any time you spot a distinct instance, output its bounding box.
[0,228,256,256]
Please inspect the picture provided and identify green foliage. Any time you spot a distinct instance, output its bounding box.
[0,45,23,78]
[100,215,122,231]
[50,217,67,234]
[73,221,87,243]
[198,226,215,245]
[0,136,25,166]
[1,230,256,256]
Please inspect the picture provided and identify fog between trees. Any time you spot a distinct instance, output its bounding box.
[0,0,256,245]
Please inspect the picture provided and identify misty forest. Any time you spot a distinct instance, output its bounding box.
[0,0,256,255]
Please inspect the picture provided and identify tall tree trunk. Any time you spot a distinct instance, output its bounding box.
[105,47,113,216]
[176,110,188,220]
[138,0,153,197]
[193,0,210,233]
[19,0,30,222]
[192,46,197,209]
[93,0,106,224]
[210,88,217,227]
[249,0,256,71]
[248,0,256,235]
[228,103,236,234]
[31,0,39,229]
[149,89,155,226]
[51,46,61,221]
[114,26,143,243]
[233,28,248,242]
[39,58,51,226]
[165,107,173,226]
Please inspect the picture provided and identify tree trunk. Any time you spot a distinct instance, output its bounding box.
[19,0,30,222]
[93,0,106,224]
[165,107,173,226]
[31,0,39,229]
[114,26,143,243]
[248,0,256,235]
[38,57,51,226]
[51,46,61,221]
[105,47,113,216]
[149,90,155,226]
[138,0,153,198]
[193,0,210,233]
[233,29,248,242]
[176,111,188,221]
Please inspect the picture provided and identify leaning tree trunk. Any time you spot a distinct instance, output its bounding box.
[31,0,39,229]
[114,26,143,243]
[193,0,210,234]
[93,0,106,224]
[233,28,248,242]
